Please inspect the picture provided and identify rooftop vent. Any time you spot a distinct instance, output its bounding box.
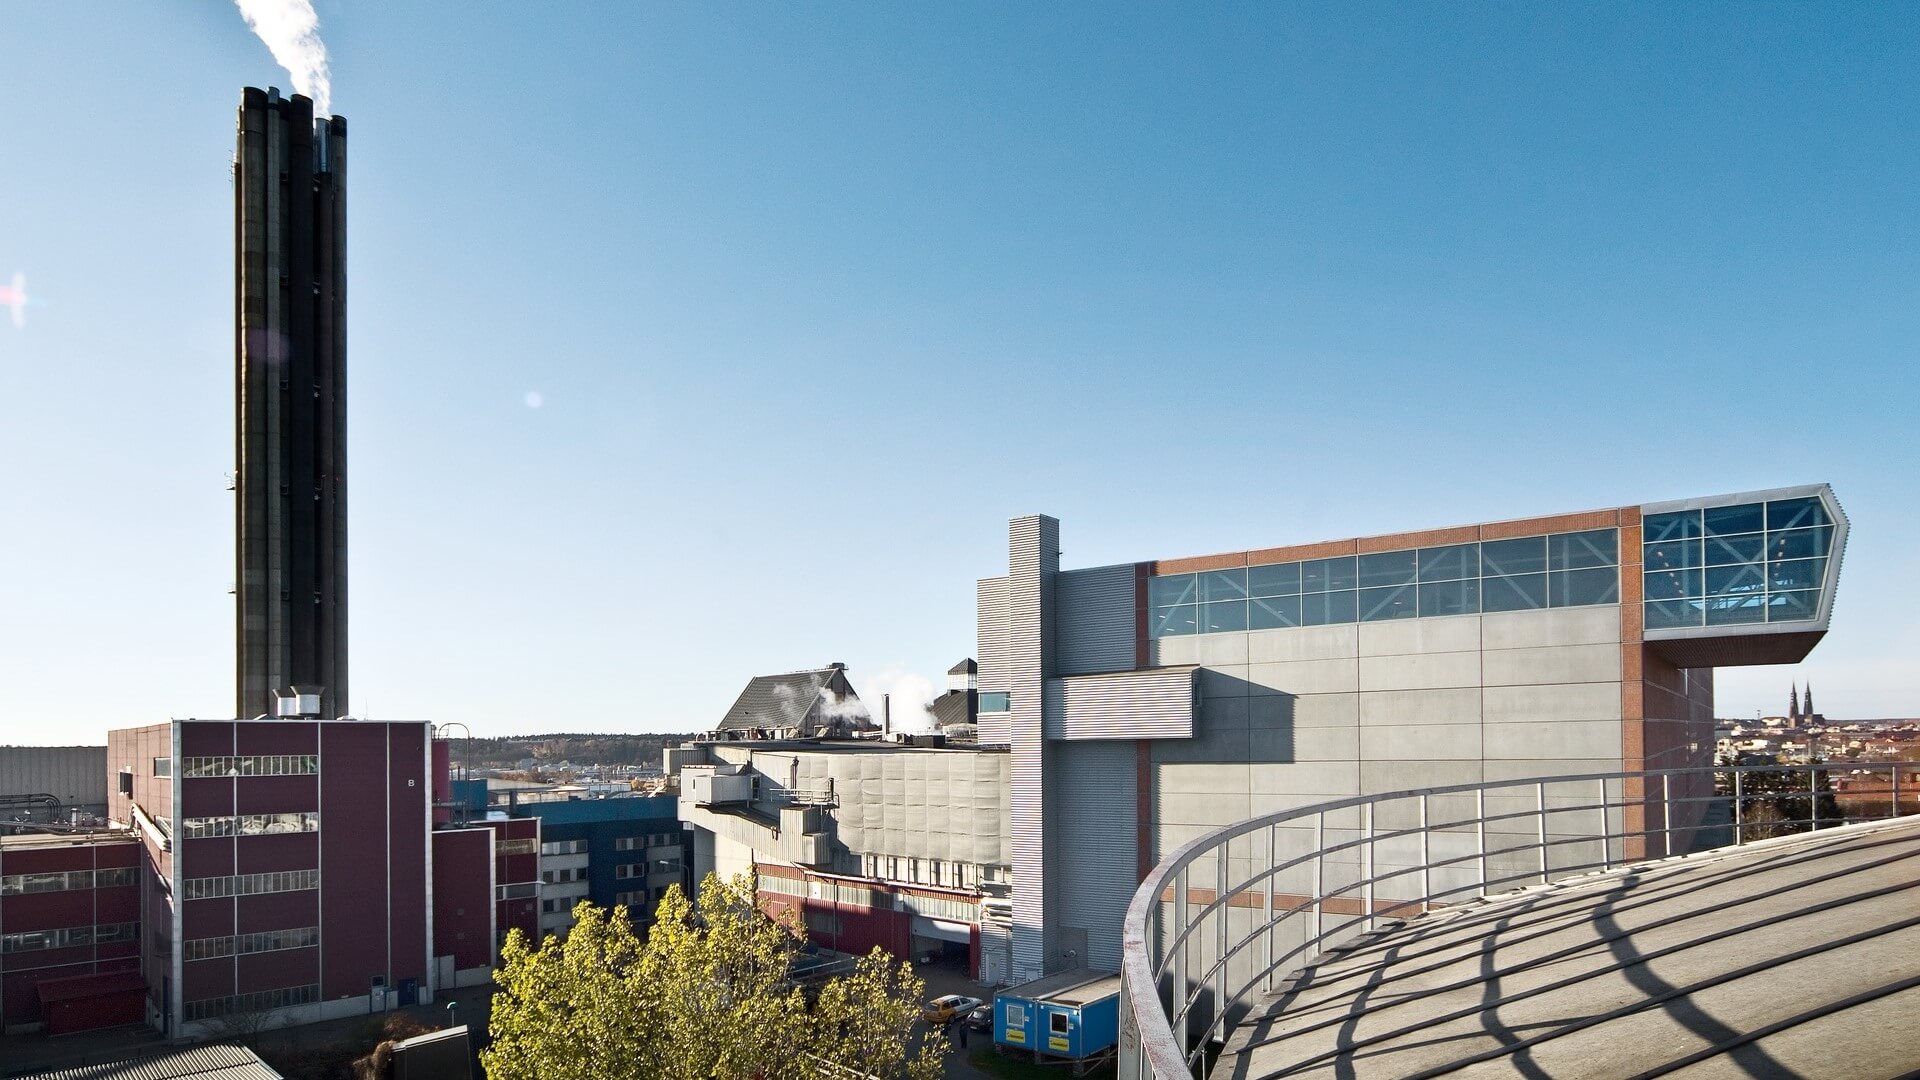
[275,685,325,718]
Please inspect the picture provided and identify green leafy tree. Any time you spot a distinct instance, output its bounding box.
[483,873,946,1080]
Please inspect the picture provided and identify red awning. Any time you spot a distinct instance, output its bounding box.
[35,970,145,1004]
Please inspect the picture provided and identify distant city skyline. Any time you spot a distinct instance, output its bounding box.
[3,4,1917,744]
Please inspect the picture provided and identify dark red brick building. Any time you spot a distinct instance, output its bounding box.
[0,831,143,1033]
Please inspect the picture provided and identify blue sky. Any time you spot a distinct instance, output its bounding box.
[1,3,1915,743]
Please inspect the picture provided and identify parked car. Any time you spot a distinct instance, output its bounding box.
[922,994,984,1025]
[966,1001,994,1032]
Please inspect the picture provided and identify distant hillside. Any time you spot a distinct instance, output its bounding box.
[452,733,699,770]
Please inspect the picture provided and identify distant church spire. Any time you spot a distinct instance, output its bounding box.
[1804,683,1815,717]
[1789,683,1801,722]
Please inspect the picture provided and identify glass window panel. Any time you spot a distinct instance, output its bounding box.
[1767,497,1830,531]
[1704,503,1766,536]
[1643,511,1701,542]
[1417,578,1479,617]
[1247,562,1301,597]
[1199,569,1248,603]
[1645,599,1704,629]
[1357,584,1417,621]
[1703,534,1765,565]
[1549,529,1618,570]
[1643,538,1702,571]
[1417,543,1478,583]
[1301,590,1356,625]
[1148,575,1196,607]
[1704,595,1768,625]
[1357,551,1416,588]
[1768,590,1820,622]
[1767,527,1833,562]
[1200,600,1248,633]
[1704,563,1766,596]
[1480,537,1547,577]
[1643,569,1701,601]
[1301,556,1357,592]
[1550,567,1619,607]
[1150,606,1197,638]
[1249,594,1302,630]
[1481,573,1547,612]
[1768,558,1826,592]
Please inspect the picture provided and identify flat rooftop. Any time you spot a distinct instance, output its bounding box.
[1219,816,1920,1079]
[0,827,137,850]
[692,737,1003,754]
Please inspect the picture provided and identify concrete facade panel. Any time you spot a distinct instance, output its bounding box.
[1247,625,1358,664]
[1482,643,1621,686]
[1482,720,1623,761]
[1357,651,1482,692]
[1358,615,1482,657]
[1156,791,1254,829]
[1360,760,1485,795]
[1483,682,1624,725]
[1247,659,1361,697]
[1251,725,1358,764]
[1480,606,1621,651]
[1249,762,1360,797]
[1358,688,1483,727]
[1359,724,1484,761]
[1157,764,1251,795]
[1286,694,1362,729]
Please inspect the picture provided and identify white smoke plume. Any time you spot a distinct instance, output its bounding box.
[815,686,873,724]
[234,0,333,115]
[855,668,939,734]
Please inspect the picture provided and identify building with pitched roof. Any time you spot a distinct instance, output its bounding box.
[711,663,877,740]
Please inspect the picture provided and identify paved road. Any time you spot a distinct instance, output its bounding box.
[917,959,998,1080]
[1219,817,1920,1079]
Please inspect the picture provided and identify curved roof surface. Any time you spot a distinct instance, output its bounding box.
[1220,816,1920,1079]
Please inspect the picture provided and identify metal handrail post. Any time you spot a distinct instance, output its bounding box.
[1419,794,1432,913]
[1363,801,1375,931]
[1312,812,1324,944]
[1213,842,1229,1052]
[1661,772,1673,857]
[1809,763,1819,830]
[1597,777,1611,871]
[1734,769,1744,846]
[1475,787,1487,899]
[1536,781,1549,885]
[1894,764,1904,819]
[1263,824,1276,993]
[1173,866,1188,1056]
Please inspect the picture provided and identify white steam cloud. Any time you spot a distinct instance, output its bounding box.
[234,0,333,116]
[856,668,939,734]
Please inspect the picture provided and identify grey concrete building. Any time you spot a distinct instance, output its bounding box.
[677,738,1013,975]
[974,483,1847,983]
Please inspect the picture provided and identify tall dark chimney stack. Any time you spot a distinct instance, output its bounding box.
[234,87,349,721]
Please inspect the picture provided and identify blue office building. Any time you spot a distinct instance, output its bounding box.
[513,796,688,938]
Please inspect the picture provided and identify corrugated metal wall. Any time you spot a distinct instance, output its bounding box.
[1044,668,1197,740]
[1054,565,1138,675]
[792,750,1012,867]
[1048,739,1137,971]
[977,576,1012,745]
[0,746,107,806]
[976,577,1009,693]
[1006,515,1057,983]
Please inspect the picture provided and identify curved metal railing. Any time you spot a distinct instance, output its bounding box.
[1118,760,1915,1079]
